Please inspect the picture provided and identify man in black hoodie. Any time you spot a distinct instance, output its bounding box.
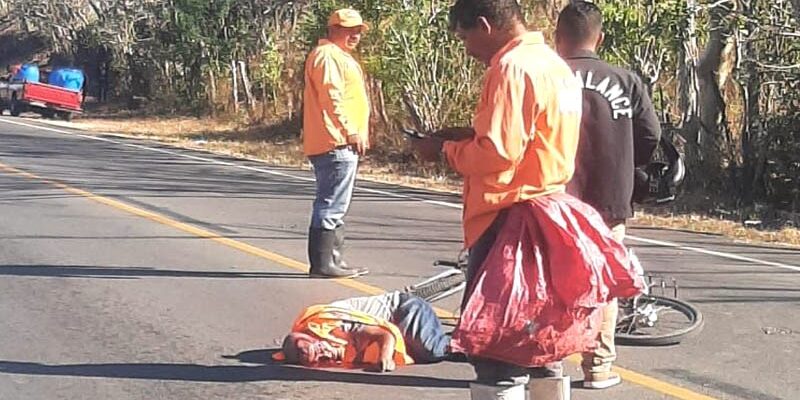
[556,1,661,390]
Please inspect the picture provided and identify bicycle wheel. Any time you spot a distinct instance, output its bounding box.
[406,270,466,303]
[615,295,704,346]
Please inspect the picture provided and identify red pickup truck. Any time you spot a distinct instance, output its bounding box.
[0,80,83,121]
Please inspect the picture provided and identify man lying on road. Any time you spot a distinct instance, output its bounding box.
[273,291,458,372]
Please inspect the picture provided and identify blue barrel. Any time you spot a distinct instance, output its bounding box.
[48,68,85,91]
[12,64,39,82]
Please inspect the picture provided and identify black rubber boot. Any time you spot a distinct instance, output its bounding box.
[308,227,361,278]
[333,226,369,275]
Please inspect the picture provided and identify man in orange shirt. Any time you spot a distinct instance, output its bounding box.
[412,1,643,399]
[303,8,371,278]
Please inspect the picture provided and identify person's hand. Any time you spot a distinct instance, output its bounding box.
[365,356,395,373]
[411,136,445,162]
[347,134,366,156]
[369,356,396,373]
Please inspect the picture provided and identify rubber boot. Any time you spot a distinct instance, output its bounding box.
[333,226,368,275]
[307,227,360,278]
[469,382,525,400]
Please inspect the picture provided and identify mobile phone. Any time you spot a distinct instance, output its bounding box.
[401,128,426,140]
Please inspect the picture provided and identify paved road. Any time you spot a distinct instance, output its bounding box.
[0,117,797,400]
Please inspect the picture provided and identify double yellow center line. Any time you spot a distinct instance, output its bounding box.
[0,160,718,400]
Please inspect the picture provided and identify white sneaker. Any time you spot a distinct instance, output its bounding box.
[582,371,622,389]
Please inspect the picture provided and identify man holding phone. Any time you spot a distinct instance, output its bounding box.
[410,1,645,399]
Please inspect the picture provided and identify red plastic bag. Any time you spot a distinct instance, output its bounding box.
[450,194,644,367]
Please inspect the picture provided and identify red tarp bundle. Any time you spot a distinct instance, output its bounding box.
[451,193,645,366]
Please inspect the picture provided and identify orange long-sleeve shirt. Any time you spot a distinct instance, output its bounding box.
[303,39,371,157]
[443,32,583,248]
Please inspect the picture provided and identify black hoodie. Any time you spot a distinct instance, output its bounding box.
[564,50,661,222]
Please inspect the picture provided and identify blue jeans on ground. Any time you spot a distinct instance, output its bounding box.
[392,293,450,364]
[309,147,359,230]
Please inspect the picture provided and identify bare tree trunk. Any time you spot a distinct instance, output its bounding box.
[697,1,735,153]
[164,61,172,91]
[231,60,239,113]
[674,0,708,198]
[239,60,255,111]
[208,67,217,117]
[369,78,390,129]
[262,78,269,119]
[531,0,570,30]
[738,0,762,206]
[677,0,701,143]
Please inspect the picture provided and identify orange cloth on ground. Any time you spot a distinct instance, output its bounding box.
[443,32,583,248]
[302,39,370,156]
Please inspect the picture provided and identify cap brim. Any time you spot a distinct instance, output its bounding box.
[272,351,286,362]
[335,22,369,31]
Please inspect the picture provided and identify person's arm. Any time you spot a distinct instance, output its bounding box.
[352,325,396,372]
[631,76,661,167]
[443,68,530,176]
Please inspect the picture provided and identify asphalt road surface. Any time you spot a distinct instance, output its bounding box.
[0,117,797,400]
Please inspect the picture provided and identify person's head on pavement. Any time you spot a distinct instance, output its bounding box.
[555,1,605,56]
[448,0,527,65]
[327,8,368,52]
[280,332,345,366]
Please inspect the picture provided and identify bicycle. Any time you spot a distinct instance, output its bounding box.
[404,251,704,346]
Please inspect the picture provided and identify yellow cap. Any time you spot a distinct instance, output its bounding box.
[327,8,369,30]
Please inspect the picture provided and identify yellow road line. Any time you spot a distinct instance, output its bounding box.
[616,367,718,400]
[562,354,717,400]
[0,161,719,400]
[0,162,384,296]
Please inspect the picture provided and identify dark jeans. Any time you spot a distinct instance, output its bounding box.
[462,208,561,385]
[391,293,450,364]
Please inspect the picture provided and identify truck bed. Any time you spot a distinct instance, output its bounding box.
[19,81,83,112]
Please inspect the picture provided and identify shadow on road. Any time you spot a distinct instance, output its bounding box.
[0,352,470,389]
[0,264,308,280]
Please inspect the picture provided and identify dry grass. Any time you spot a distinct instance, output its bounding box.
[631,213,800,248]
[47,115,800,249]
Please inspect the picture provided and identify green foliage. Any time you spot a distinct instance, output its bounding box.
[253,38,284,101]
[595,0,691,95]
[371,1,478,129]
[6,0,798,213]
[599,0,685,66]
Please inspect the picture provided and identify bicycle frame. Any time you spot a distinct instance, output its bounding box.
[410,268,466,303]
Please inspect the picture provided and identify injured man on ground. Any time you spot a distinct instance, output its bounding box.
[273,291,462,372]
